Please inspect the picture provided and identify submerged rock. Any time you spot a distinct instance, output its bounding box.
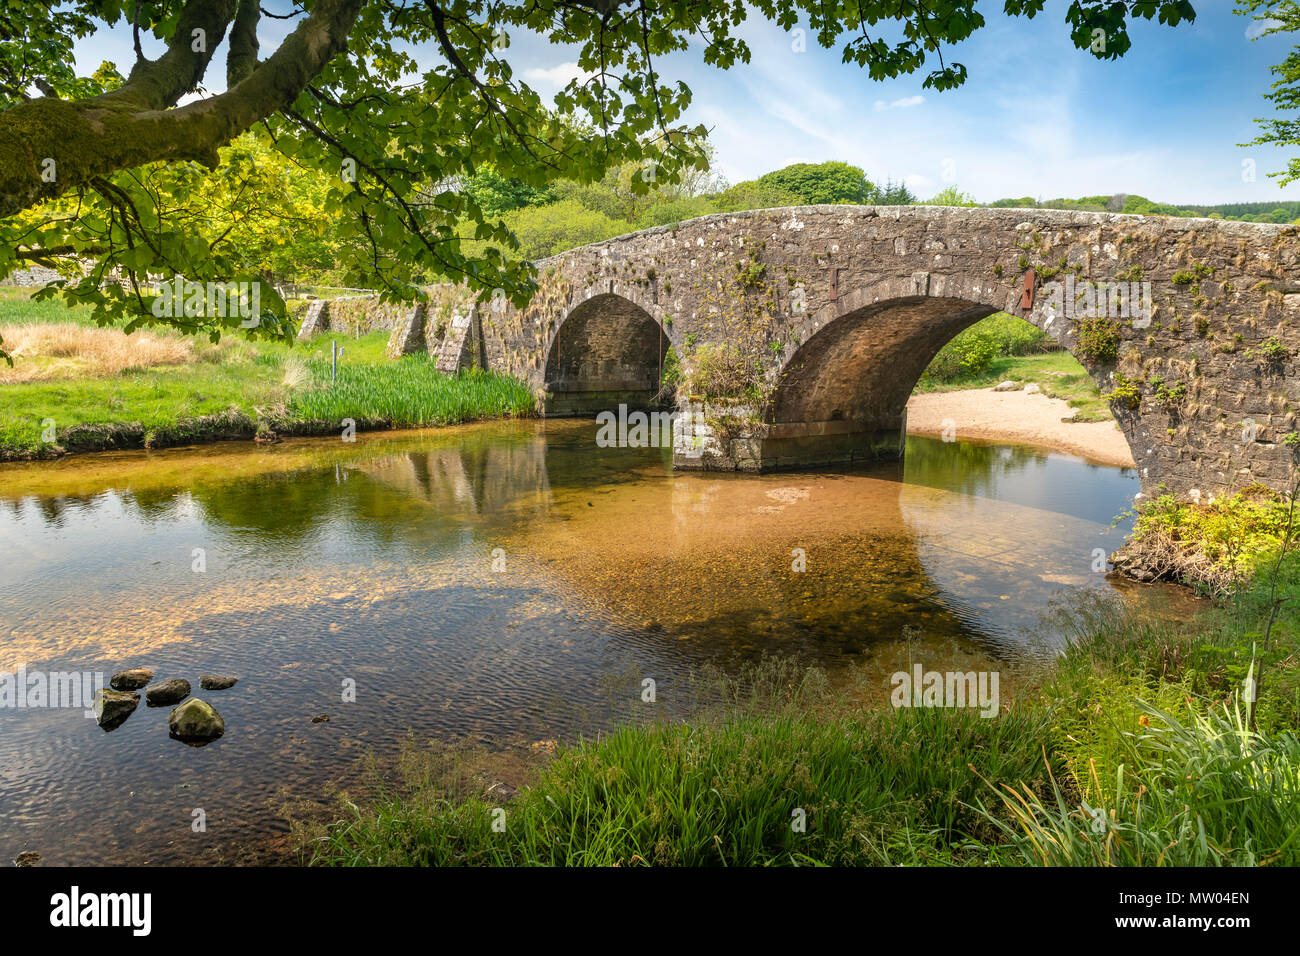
[13,851,40,867]
[145,678,191,707]
[199,675,239,690]
[168,698,225,743]
[94,689,140,731]
[109,668,153,691]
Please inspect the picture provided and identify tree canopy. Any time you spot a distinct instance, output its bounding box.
[0,0,1201,348]
[1239,0,1300,185]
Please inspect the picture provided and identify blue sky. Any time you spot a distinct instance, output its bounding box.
[74,2,1299,205]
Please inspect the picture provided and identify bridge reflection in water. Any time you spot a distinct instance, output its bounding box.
[0,421,1197,864]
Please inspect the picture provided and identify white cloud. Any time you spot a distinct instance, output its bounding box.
[873,95,925,112]
[1245,18,1283,41]
[523,62,589,88]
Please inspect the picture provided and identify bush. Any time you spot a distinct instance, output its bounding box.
[1074,316,1122,365]
[1117,487,1296,593]
[920,314,1053,385]
[1103,375,1141,410]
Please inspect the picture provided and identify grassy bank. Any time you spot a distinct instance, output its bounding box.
[0,292,535,459]
[301,536,1300,866]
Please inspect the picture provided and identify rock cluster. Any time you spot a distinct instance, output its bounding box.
[92,666,238,743]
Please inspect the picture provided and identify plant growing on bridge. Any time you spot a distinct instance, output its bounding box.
[1074,316,1123,365]
[1249,335,1291,370]
[1103,375,1142,411]
[1,0,1200,338]
[1150,375,1188,410]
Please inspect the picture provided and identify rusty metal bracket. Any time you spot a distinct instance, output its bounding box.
[1021,269,1036,311]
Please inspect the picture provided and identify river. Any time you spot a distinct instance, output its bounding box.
[0,420,1199,864]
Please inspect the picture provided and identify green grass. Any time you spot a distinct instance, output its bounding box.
[0,293,536,456]
[307,698,1055,867]
[290,361,534,427]
[981,702,1300,866]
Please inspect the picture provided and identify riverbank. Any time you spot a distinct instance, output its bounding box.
[0,328,534,460]
[906,387,1134,468]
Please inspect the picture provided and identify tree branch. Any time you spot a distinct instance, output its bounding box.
[0,0,363,219]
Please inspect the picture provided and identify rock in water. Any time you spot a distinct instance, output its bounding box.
[1023,383,1041,394]
[110,668,153,691]
[94,689,140,731]
[168,698,225,743]
[199,675,239,690]
[145,678,191,707]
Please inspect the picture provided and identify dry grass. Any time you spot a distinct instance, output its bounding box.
[0,324,194,382]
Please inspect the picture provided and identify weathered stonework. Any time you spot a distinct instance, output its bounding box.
[298,284,482,371]
[296,299,330,339]
[480,205,1299,496]
[386,303,428,359]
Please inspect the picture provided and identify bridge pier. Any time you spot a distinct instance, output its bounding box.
[672,401,906,472]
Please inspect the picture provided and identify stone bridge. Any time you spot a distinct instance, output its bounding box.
[475,206,1299,496]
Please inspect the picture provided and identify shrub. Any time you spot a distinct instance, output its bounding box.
[685,342,766,406]
[1149,376,1187,409]
[1074,316,1122,365]
[1103,375,1141,410]
[920,314,1053,385]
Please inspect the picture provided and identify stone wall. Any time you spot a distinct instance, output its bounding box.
[293,284,481,372]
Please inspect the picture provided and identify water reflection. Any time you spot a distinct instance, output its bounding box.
[0,421,1193,864]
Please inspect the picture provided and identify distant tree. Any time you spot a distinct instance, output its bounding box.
[877,178,919,205]
[920,186,978,206]
[711,181,805,213]
[635,196,717,229]
[1239,0,1300,184]
[496,200,634,260]
[756,162,876,205]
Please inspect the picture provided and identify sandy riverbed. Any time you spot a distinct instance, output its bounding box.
[905,387,1135,469]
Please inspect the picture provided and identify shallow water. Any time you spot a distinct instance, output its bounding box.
[0,421,1198,864]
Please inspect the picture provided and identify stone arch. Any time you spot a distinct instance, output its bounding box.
[763,279,1142,473]
[542,292,673,417]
